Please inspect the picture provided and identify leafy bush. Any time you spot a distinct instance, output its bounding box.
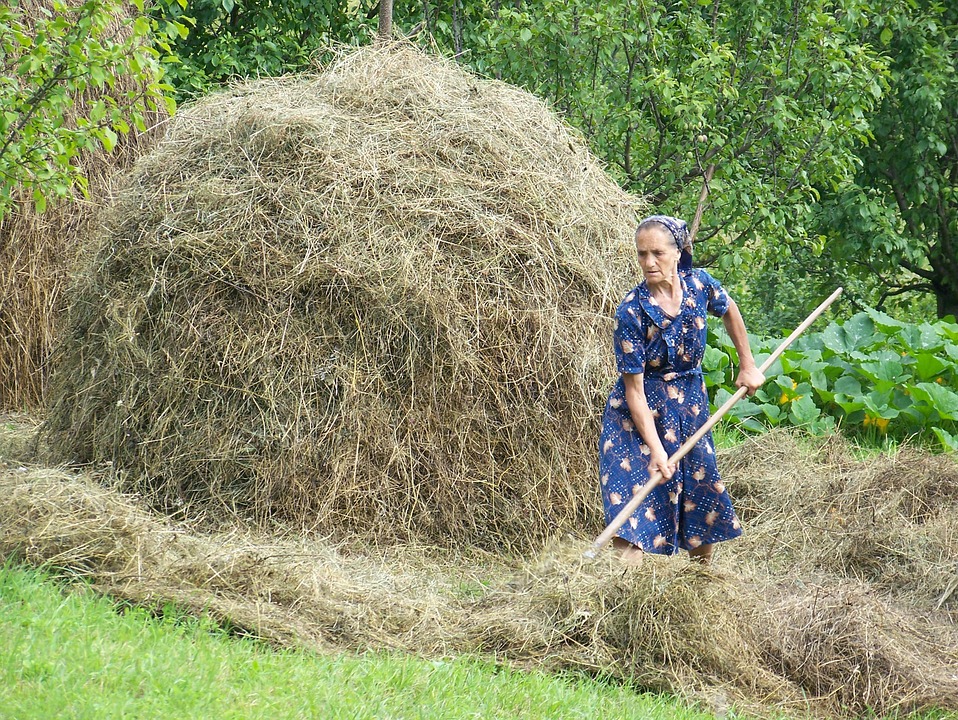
[707,308,958,451]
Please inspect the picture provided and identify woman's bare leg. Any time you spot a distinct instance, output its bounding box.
[611,536,644,566]
[689,543,713,565]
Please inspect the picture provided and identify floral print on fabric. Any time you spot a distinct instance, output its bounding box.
[598,267,742,554]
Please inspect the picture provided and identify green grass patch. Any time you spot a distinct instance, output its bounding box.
[0,563,721,720]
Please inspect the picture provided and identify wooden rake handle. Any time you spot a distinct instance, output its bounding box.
[582,286,843,560]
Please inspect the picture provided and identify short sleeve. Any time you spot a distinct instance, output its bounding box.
[696,269,731,318]
[613,302,645,374]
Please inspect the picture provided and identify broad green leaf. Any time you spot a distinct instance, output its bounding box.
[842,312,876,349]
[729,399,763,418]
[910,383,958,420]
[863,390,900,419]
[833,375,862,396]
[735,416,768,434]
[774,375,796,392]
[932,427,958,452]
[821,322,849,354]
[899,323,945,352]
[858,361,904,383]
[914,353,948,381]
[808,415,837,435]
[866,308,906,333]
[810,371,829,392]
[760,403,782,421]
[841,393,868,417]
[704,344,730,370]
[789,395,821,424]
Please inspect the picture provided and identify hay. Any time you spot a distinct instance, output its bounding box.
[0,463,465,654]
[42,43,640,548]
[723,431,958,612]
[759,581,958,716]
[5,430,958,717]
[0,0,166,410]
[465,542,804,715]
[0,413,40,465]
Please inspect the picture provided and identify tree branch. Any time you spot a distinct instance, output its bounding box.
[877,282,935,309]
[689,163,716,243]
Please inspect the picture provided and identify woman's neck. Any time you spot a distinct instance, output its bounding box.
[647,271,682,316]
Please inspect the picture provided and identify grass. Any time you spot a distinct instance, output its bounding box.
[0,563,724,720]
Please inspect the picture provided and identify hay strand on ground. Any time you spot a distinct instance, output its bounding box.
[6,421,958,718]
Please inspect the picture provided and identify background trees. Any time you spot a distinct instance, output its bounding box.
[811,0,958,320]
[468,0,889,332]
[0,0,179,221]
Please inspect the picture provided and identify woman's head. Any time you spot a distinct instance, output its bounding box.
[634,221,682,284]
[635,215,693,273]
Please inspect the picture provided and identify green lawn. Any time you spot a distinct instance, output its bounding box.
[0,563,721,720]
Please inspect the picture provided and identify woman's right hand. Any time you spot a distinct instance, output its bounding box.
[648,448,675,480]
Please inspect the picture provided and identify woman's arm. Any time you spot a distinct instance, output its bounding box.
[722,299,765,395]
[622,372,675,479]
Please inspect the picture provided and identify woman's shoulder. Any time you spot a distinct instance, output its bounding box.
[617,282,646,306]
[684,267,724,291]
[684,267,732,315]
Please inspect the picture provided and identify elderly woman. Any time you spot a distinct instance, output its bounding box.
[599,215,764,564]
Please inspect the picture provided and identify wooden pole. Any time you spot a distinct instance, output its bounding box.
[582,286,843,560]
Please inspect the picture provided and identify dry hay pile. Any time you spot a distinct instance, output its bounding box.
[6,418,958,718]
[42,43,639,548]
[0,0,166,410]
[723,432,958,613]
[0,464,462,654]
[721,431,958,715]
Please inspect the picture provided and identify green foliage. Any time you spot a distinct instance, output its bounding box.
[811,0,958,318]
[471,0,888,276]
[707,309,958,451]
[149,0,370,98]
[0,0,182,220]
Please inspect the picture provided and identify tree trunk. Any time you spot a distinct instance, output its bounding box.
[935,279,958,319]
[378,0,393,43]
[931,220,958,319]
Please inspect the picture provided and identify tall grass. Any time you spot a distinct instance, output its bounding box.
[0,563,722,720]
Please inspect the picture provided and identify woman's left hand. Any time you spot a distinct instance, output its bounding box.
[735,366,766,396]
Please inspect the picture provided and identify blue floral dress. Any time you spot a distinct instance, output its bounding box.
[598,267,742,554]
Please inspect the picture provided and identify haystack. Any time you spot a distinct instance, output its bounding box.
[0,0,166,410]
[42,44,640,547]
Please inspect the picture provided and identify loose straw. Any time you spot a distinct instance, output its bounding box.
[583,286,843,560]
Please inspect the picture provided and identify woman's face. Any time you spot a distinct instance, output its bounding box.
[635,225,681,284]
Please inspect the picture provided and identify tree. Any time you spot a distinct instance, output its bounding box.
[469,0,888,283]
[378,0,393,42]
[150,0,364,98]
[0,0,179,220]
[812,0,958,319]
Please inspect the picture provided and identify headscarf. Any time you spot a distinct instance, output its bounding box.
[637,215,693,270]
